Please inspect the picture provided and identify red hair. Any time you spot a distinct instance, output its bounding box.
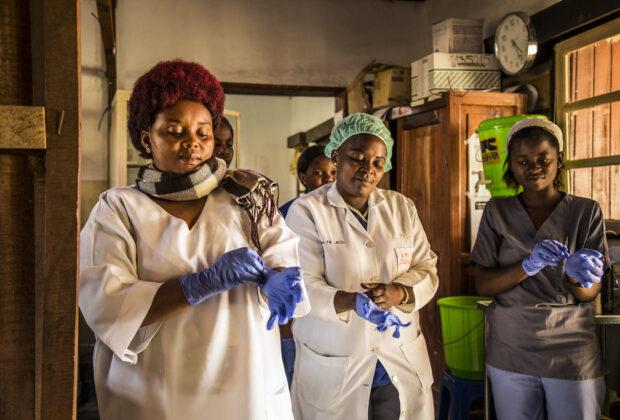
[128,60,225,158]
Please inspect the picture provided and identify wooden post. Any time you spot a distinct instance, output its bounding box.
[31,0,81,419]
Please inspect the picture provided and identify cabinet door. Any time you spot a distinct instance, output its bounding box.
[396,92,526,390]
[396,107,448,386]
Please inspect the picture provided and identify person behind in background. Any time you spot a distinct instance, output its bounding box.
[79,60,308,420]
[278,144,336,388]
[279,145,336,218]
[472,119,609,420]
[214,115,235,168]
[286,113,438,420]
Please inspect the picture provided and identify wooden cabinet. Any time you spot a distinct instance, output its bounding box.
[395,91,526,386]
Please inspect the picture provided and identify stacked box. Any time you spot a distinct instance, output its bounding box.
[372,67,412,109]
[411,53,500,104]
[433,18,484,54]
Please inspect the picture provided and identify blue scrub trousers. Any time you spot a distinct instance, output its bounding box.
[487,365,605,420]
[281,337,295,387]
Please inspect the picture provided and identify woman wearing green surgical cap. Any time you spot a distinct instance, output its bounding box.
[285,113,439,420]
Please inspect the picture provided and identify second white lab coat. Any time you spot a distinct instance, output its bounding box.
[80,186,310,420]
[285,183,438,420]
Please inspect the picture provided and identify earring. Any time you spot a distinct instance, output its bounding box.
[141,131,151,154]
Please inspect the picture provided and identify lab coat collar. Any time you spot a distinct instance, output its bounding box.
[326,182,385,210]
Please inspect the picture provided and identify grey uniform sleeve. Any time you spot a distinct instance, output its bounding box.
[471,200,502,268]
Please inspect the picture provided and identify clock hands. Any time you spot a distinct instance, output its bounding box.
[511,39,525,60]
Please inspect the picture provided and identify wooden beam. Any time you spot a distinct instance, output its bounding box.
[305,118,334,144]
[34,0,81,418]
[531,0,619,44]
[0,105,46,150]
[0,154,37,420]
[221,82,345,97]
[287,132,306,148]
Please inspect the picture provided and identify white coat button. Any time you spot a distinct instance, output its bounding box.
[371,346,379,353]
[392,375,398,384]
[366,241,374,248]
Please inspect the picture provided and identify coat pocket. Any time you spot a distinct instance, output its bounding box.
[400,332,434,390]
[296,343,350,409]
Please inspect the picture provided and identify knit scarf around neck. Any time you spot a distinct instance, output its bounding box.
[136,157,278,253]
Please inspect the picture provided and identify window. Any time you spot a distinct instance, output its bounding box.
[555,17,620,221]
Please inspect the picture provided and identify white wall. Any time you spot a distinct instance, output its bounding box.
[81,0,110,226]
[116,0,561,89]
[225,95,335,203]
[81,0,563,205]
[81,0,108,181]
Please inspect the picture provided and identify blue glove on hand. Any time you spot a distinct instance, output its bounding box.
[522,239,569,276]
[355,293,411,338]
[179,247,265,305]
[565,249,604,288]
[261,267,304,330]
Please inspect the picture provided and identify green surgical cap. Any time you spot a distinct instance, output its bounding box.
[325,113,393,171]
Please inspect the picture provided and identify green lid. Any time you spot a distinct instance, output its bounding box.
[476,114,547,132]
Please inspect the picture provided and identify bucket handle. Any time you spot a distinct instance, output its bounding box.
[439,319,484,347]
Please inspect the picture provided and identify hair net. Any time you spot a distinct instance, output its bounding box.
[506,118,564,152]
[325,113,393,171]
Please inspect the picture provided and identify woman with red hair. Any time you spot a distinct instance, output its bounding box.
[80,60,309,420]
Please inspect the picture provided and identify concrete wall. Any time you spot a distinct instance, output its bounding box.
[116,0,561,88]
[82,0,562,221]
[81,0,109,226]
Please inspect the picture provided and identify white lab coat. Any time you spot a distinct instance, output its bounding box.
[79,186,310,420]
[285,183,438,420]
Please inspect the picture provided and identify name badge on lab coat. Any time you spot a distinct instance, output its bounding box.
[395,247,414,266]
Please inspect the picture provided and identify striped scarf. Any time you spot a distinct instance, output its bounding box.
[136,157,278,253]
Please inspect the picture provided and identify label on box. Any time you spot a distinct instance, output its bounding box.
[411,53,500,101]
[428,69,500,92]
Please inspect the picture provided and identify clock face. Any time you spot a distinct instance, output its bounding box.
[494,13,537,75]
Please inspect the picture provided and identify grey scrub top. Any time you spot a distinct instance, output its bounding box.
[471,194,607,380]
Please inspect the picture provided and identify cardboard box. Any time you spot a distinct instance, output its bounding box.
[372,67,411,109]
[433,18,483,54]
[347,82,371,114]
[411,53,500,102]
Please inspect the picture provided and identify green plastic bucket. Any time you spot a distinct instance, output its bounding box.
[477,114,547,197]
[437,296,489,380]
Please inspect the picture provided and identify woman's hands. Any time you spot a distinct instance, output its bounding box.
[354,293,410,338]
[522,239,569,276]
[179,247,265,305]
[261,268,304,330]
[566,249,604,288]
[361,282,407,310]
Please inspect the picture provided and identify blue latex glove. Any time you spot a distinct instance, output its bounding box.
[355,293,411,338]
[565,249,604,288]
[179,247,265,305]
[522,239,569,276]
[261,267,304,330]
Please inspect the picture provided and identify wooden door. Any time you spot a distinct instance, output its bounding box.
[396,105,450,387]
[396,92,526,389]
[0,1,80,419]
[447,92,526,296]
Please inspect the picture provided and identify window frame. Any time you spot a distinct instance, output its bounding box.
[555,16,620,170]
[554,17,620,222]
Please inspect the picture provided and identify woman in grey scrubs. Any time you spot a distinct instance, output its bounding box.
[471,119,609,420]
